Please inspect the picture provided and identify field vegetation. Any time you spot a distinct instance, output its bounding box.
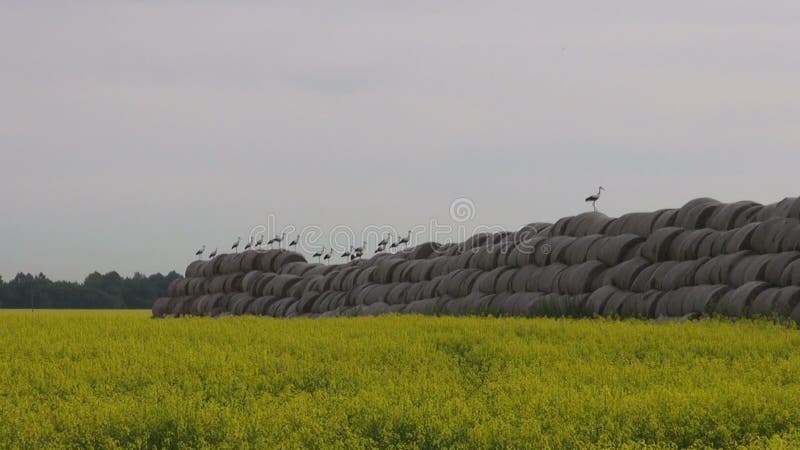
[2,311,800,448]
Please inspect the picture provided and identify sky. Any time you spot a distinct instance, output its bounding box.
[1,1,799,281]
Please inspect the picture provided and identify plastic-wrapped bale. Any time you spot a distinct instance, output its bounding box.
[485,292,512,316]
[236,251,261,272]
[184,260,205,278]
[750,218,800,253]
[267,297,297,317]
[468,246,503,270]
[584,285,619,316]
[386,282,412,305]
[278,261,313,276]
[640,227,684,262]
[629,262,662,293]
[186,278,208,296]
[358,302,392,316]
[681,285,731,315]
[404,282,426,302]
[406,241,442,260]
[762,252,800,285]
[659,257,709,290]
[253,273,278,296]
[252,249,281,273]
[295,291,320,315]
[757,197,799,221]
[529,293,590,318]
[772,287,800,317]
[647,261,682,291]
[167,277,189,297]
[403,298,440,315]
[617,291,655,318]
[151,297,170,318]
[723,223,759,254]
[563,235,605,265]
[408,259,435,282]
[272,251,307,273]
[556,261,606,295]
[217,254,244,275]
[329,267,358,291]
[460,292,494,315]
[673,228,717,260]
[509,265,540,293]
[362,284,396,306]
[606,211,661,237]
[242,271,264,296]
[170,296,196,317]
[714,281,770,317]
[262,275,302,298]
[604,257,650,291]
[458,232,493,252]
[545,236,576,266]
[652,209,679,229]
[676,198,722,230]
[427,256,450,278]
[601,290,636,317]
[565,212,614,237]
[371,258,406,284]
[245,296,274,315]
[194,293,226,316]
[493,268,517,293]
[707,201,761,230]
[694,251,751,285]
[500,292,542,316]
[391,260,417,283]
[728,254,771,287]
[549,215,576,237]
[596,234,644,266]
[474,267,512,294]
[533,263,568,293]
[508,236,548,267]
[288,276,316,298]
[443,269,483,298]
[779,259,800,286]
[230,293,255,315]
[206,274,237,294]
[749,288,781,317]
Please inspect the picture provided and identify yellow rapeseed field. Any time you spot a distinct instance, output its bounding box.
[2,310,800,449]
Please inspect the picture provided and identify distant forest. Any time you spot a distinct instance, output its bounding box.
[0,271,182,309]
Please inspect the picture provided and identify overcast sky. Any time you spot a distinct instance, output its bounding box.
[2,1,799,281]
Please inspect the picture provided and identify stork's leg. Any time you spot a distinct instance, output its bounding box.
[593,201,597,212]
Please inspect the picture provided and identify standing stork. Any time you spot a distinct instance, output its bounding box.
[378,233,390,248]
[244,236,254,251]
[289,234,300,251]
[195,245,205,258]
[273,232,286,249]
[353,241,366,255]
[208,248,218,259]
[585,186,605,212]
[312,246,325,263]
[255,234,264,249]
[340,246,352,259]
[375,245,385,254]
[390,235,398,252]
[231,237,241,253]
[323,249,332,264]
[397,230,411,248]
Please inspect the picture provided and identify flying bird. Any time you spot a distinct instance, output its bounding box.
[585,186,605,212]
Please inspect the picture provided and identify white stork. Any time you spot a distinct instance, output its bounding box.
[585,186,605,212]
[195,245,205,258]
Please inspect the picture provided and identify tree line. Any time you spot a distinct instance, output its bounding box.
[0,271,182,309]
